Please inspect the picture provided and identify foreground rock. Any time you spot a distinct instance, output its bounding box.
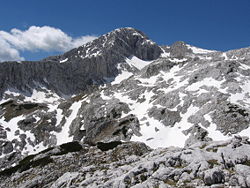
[0,136,250,188]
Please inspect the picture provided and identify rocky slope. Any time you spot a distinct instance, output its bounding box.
[0,136,250,187]
[0,27,250,187]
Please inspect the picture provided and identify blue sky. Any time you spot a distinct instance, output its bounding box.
[0,0,249,61]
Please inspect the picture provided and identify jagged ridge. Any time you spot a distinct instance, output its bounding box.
[0,28,162,97]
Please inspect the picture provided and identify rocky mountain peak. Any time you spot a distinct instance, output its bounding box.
[168,41,192,58]
[0,28,163,98]
[58,27,162,62]
[111,27,148,36]
[101,27,149,44]
[1,27,250,188]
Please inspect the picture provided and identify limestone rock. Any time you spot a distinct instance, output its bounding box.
[0,137,249,187]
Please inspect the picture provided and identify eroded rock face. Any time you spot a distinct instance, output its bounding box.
[211,102,250,134]
[184,124,212,147]
[0,28,162,97]
[0,137,250,188]
[168,41,193,58]
[141,58,176,78]
[148,106,181,126]
[81,98,141,144]
[203,168,225,186]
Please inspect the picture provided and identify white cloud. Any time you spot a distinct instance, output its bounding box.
[0,26,97,61]
[71,35,97,49]
[0,38,24,62]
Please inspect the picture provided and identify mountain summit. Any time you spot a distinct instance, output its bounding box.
[0,28,162,97]
[1,28,250,187]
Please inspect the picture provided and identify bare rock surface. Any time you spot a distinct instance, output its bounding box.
[0,137,250,187]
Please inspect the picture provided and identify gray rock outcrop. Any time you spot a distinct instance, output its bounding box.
[0,137,250,187]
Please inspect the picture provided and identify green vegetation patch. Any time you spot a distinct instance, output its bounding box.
[206,147,218,152]
[164,179,177,186]
[207,159,219,168]
[242,160,250,166]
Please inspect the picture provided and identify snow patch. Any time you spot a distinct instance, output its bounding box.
[239,126,250,138]
[187,45,216,54]
[0,114,42,156]
[222,53,228,60]
[228,80,250,108]
[169,58,187,63]
[126,56,152,70]
[100,90,112,100]
[59,58,68,63]
[113,88,200,148]
[111,64,133,85]
[54,100,82,145]
[186,78,225,92]
[204,114,231,141]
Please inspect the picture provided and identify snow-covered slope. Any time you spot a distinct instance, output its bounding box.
[95,48,250,148]
[111,56,153,85]
[0,28,250,171]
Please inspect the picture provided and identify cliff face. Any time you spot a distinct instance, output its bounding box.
[0,28,162,97]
